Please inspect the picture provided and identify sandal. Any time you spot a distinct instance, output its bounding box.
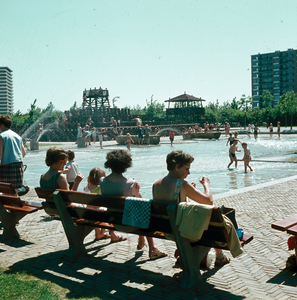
[137,242,147,250]
[215,255,230,267]
[110,236,127,243]
[149,250,167,260]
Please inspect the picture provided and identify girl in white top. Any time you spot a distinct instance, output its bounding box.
[83,167,112,241]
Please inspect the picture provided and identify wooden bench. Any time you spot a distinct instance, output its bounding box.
[35,187,253,288]
[0,182,43,241]
[272,214,297,264]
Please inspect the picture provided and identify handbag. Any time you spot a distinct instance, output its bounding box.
[219,205,238,229]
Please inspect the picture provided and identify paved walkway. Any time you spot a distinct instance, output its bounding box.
[1,176,297,299]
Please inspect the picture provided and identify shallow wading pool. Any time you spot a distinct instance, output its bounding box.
[23,134,297,199]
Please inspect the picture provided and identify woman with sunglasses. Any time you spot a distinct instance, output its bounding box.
[40,147,83,190]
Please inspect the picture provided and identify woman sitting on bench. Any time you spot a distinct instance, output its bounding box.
[152,150,230,267]
[40,147,83,191]
[100,149,167,260]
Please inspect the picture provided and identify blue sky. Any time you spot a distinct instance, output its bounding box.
[1,0,297,113]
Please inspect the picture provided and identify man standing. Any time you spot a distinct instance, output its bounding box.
[137,125,143,145]
[0,115,26,191]
[144,124,151,144]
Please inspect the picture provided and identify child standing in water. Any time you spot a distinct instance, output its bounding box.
[125,133,134,150]
[277,121,281,139]
[241,142,253,173]
[247,124,251,138]
[227,140,241,169]
[254,124,260,140]
[169,130,175,146]
[226,133,234,146]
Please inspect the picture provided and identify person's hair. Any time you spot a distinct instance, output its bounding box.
[242,142,247,146]
[88,168,106,185]
[166,150,194,171]
[45,147,68,166]
[67,150,75,160]
[104,150,132,173]
[0,115,12,128]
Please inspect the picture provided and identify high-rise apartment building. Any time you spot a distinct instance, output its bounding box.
[0,67,13,114]
[251,49,297,109]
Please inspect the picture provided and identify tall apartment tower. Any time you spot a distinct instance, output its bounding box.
[251,49,297,109]
[0,67,14,114]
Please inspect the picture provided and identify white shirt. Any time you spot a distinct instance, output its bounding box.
[65,160,79,182]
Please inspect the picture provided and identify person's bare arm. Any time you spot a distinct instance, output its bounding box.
[183,176,213,205]
[71,172,84,191]
[132,180,142,197]
[21,144,26,157]
[60,167,70,174]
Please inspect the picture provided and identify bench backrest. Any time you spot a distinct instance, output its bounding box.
[35,187,225,221]
[0,182,17,195]
[0,182,23,207]
[35,187,226,236]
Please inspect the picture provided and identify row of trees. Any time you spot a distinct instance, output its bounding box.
[203,91,297,129]
[8,91,297,130]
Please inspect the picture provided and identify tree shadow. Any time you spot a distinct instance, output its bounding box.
[9,248,246,300]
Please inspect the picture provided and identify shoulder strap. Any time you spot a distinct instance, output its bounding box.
[172,179,183,202]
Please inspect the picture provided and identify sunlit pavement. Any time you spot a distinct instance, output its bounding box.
[1,173,297,299]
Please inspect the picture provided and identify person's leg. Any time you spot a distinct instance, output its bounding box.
[137,235,146,249]
[244,160,247,173]
[110,230,127,242]
[146,237,167,260]
[248,161,253,171]
[235,156,238,168]
[227,154,233,168]
[214,248,230,266]
[94,228,110,240]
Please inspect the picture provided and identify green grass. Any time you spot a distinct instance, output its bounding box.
[0,267,102,300]
[0,267,61,299]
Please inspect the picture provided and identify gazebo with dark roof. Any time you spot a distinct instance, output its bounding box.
[165,92,206,121]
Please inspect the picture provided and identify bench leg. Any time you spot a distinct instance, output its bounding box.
[167,204,210,288]
[0,202,27,241]
[53,191,95,259]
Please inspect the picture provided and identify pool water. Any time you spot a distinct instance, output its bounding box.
[23,134,297,199]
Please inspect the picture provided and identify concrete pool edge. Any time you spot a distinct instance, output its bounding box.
[213,173,297,201]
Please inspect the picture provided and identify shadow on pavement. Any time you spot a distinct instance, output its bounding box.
[267,268,297,287]
[9,249,246,300]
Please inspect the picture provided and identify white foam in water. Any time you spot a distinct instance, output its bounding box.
[23,134,297,198]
